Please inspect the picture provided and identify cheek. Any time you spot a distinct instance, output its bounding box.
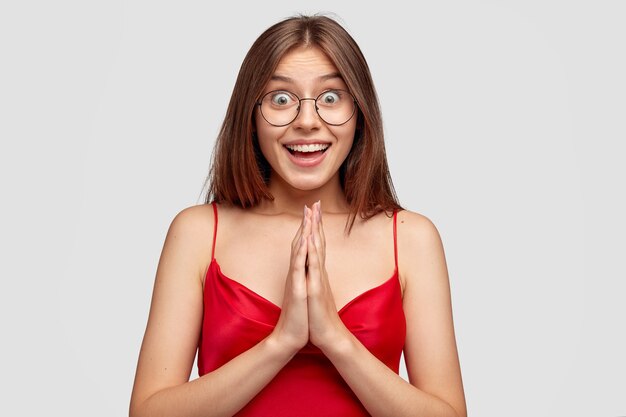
[255,119,288,163]
[335,121,357,149]
[256,134,274,164]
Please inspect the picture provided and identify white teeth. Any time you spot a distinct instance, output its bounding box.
[285,143,330,153]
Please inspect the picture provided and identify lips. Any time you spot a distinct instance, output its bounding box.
[284,143,330,153]
[283,143,329,167]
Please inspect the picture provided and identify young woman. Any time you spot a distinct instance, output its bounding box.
[130,14,466,417]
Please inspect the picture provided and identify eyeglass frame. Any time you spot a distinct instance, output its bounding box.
[254,89,359,127]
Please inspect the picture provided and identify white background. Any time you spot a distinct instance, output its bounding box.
[1,1,624,416]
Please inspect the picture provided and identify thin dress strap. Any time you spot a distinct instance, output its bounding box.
[211,202,218,261]
[393,210,398,270]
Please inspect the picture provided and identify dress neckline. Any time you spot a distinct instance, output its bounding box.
[207,258,400,315]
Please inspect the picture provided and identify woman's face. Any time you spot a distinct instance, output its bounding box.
[254,46,357,192]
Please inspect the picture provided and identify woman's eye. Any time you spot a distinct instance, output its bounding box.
[271,92,294,106]
[320,91,341,105]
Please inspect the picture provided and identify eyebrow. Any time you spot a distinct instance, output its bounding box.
[270,72,343,83]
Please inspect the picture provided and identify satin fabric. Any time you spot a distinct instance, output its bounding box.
[197,203,406,416]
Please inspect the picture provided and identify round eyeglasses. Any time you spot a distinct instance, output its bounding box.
[255,89,358,127]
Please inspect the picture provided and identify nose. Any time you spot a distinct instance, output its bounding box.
[292,98,322,129]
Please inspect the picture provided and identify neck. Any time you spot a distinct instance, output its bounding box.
[256,173,350,216]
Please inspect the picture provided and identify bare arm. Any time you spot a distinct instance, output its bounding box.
[132,335,295,417]
[317,211,467,417]
[129,206,309,417]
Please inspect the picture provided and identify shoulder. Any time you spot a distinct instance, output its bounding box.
[167,201,242,233]
[167,204,214,240]
[165,202,244,259]
[395,209,444,250]
[162,204,218,280]
[395,209,448,284]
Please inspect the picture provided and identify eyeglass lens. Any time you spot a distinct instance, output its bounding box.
[259,90,355,126]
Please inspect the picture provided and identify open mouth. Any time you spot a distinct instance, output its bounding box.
[284,143,331,158]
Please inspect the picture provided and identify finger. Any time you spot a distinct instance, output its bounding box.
[291,205,308,250]
[301,207,313,270]
[291,221,309,275]
[293,229,308,275]
[318,201,325,246]
[311,204,322,255]
[314,202,326,265]
[311,201,319,226]
[306,234,321,291]
[303,206,313,238]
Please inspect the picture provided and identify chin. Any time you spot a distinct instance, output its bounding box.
[285,177,329,192]
[271,168,333,192]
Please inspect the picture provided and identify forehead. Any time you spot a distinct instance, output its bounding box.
[271,46,341,84]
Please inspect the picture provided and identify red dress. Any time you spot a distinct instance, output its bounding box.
[197,203,406,416]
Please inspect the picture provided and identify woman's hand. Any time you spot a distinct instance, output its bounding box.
[271,206,312,353]
[306,201,351,351]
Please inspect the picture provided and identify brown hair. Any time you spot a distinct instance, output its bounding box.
[202,14,402,233]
